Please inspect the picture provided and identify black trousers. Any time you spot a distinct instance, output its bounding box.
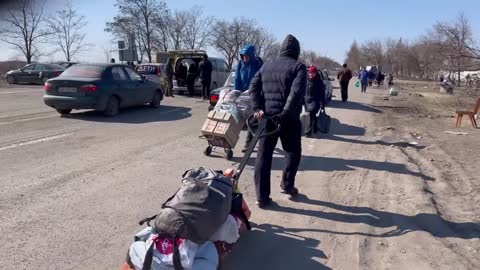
[305,111,318,135]
[254,118,302,200]
[187,74,196,95]
[202,79,211,98]
[340,80,349,102]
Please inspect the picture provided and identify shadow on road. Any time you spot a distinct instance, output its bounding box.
[323,134,426,149]
[222,223,331,270]
[64,105,191,124]
[329,118,366,136]
[233,153,435,181]
[268,195,480,240]
[329,100,382,113]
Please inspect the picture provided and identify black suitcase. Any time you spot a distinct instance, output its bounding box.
[318,109,331,134]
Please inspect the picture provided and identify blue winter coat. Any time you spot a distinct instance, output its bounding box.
[234,45,262,92]
[359,70,369,83]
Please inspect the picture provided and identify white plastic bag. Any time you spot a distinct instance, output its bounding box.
[209,215,241,244]
[128,227,199,270]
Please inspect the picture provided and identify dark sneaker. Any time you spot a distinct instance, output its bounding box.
[256,198,273,208]
[282,187,299,198]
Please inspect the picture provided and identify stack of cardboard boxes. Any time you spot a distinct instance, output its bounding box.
[201,111,243,148]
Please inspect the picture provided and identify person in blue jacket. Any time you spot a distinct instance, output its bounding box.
[234,45,263,152]
[359,67,369,93]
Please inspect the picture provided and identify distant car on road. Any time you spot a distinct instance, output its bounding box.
[43,63,163,116]
[5,63,65,85]
[58,62,78,69]
[319,69,334,103]
[135,63,166,92]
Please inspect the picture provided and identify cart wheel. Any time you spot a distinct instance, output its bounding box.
[224,149,233,160]
[204,146,212,156]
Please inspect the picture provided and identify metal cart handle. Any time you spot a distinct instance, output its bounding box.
[246,114,281,138]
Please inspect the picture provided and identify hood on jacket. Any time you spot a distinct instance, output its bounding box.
[240,45,256,59]
[279,34,300,60]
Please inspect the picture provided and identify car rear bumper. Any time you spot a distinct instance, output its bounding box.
[43,94,98,110]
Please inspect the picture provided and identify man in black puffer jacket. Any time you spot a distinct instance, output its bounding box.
[250,34,306,208]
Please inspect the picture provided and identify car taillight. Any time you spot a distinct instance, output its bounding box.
[80,84,98,92]
[210,94,219,104]
[44,82,52,91]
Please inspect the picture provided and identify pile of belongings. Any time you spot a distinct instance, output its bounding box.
[122,168,251,270]
[214,89,252,123]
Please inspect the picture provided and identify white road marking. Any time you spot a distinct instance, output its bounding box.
[0,90,41,94]
[0,133,70,152]
[0,115,57,125]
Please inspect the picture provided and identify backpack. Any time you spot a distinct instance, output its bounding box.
[139,167,233,270]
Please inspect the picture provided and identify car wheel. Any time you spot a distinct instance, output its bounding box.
[104,96,120,117]
[42,77,49,84]
[150,90,162,108]
[56,109,72,115]
[6,75,16,84]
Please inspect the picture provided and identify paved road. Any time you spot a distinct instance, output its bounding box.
[1,83,477,270]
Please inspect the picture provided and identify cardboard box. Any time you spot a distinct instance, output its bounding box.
[214,122,240,147]
[201,119,218,135]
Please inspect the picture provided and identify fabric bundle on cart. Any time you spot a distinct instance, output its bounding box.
[214,89,252,122]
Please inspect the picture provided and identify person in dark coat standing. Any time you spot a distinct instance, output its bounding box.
[250,34,306,208]
[305,65,325,137]
[186,63,197,96]
[337,63,353,102]
[198,55,213,100]
[165,58,175,97]
[234,44,263,152]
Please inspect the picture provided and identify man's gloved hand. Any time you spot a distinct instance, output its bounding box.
[274,110,290,122]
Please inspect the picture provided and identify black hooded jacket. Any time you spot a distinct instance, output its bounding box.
[250,35,307,117]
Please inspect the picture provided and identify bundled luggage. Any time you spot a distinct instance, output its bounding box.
[123,168,251,270]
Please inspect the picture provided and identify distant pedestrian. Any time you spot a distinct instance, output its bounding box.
[337,63,353,102]
[187,63,197,96]
[198,55,213,100]
[234,44,263,152]
[165,58,175,97]
[305,65,325,137]
[250,34,306,208]
[359,67,369,93]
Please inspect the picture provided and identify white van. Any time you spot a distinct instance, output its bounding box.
[167,50,229,95]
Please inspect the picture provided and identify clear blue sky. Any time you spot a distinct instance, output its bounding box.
[1,0,479,63]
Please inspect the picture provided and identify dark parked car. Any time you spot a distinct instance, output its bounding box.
[58,62,78,69]
[43,63,163,116]
[5,63,65,84]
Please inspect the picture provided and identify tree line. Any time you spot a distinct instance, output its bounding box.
[0,0,339,69]
[345,13,480,85]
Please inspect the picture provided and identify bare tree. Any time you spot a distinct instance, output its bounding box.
[345,40,363,70]
[212,17,258,69]
[430,13,476,84]
[106,0,168,63]
[47,1,87,62]
[0,0,49,63]
[167,10,189,50]
[252,27,276,60]
[182,6,215,50]
[362,40,384,65]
